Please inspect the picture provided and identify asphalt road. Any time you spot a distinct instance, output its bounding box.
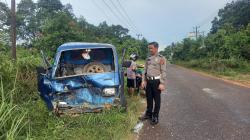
[138,64,250,140]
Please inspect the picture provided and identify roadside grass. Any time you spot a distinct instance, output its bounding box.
[21,93,144,140]
[0,48,146,140]
[0,78,28,140]
[227,74,250,82]
[175,59,250,85]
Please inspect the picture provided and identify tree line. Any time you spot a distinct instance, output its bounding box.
[161,0,250,63]
[0,0,148,59]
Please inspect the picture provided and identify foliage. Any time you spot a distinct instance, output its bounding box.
[13,0,148,59]
[161,0,250,72]
[16,0,36,42]
[32,12,85,56]
[0,2,11,30]
[210,0,250,33]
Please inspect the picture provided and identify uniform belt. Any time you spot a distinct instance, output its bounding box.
[147,75,161,80]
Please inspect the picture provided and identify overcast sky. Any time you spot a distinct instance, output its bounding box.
[6,0,233,50]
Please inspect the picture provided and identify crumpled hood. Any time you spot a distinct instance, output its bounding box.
[49,72,121,113]
[51,72,120,93]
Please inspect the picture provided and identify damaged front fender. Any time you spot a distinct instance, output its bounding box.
[37,42,126,115]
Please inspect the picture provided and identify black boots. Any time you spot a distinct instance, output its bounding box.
[150,116,159,125]
[139,114,159,125]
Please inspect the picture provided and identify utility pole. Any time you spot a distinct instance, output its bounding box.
[11,0,16,60]
[193,26,200,40]
[136,34,142,40]
[201,31,205,48]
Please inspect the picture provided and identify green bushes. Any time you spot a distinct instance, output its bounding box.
[161,0,250,75]
[176,58,250,76]
[0,48,41,104]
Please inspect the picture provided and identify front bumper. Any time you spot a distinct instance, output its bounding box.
[51,87,120,115]
[53,98,120,115]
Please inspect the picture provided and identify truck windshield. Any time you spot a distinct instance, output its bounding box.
[55,48,115,77]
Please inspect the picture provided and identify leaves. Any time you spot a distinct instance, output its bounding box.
[211,0,250,33]
[13,0,147,59]
[162,0,250,62]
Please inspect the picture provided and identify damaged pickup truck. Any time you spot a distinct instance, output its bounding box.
[37,42,126,115]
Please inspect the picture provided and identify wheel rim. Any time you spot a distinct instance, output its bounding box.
[86,64,104,73]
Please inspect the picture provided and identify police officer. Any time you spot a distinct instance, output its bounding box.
[140,42,167,125]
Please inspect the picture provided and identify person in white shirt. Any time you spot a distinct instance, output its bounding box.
[126,53,138,95]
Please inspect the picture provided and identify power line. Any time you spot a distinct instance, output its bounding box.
[91,0,114,24]
[116,0,147,39]
[101,0,137,35]
[92,0,146,39]
[109,0,138,33]
[116,0,142,34]
[101,0,129,27]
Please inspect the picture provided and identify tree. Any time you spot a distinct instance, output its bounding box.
[36,0,63,31]
[14,0,148,58]
[33,12,85,55]
[37,0,63,13]
[0,2,11,31]
[239,24,250,60]
[210,0,250,33]
[17,0,37,43]
[0,2,10,47]
[63,3,74,17]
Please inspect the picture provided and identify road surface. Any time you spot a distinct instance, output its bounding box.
[138,64,250,140]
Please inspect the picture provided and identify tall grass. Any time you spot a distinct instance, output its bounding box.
[0,77,27,140]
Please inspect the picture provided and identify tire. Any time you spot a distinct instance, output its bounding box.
[82,62,108,73]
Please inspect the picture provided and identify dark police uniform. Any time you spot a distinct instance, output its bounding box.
[142,53,167,120]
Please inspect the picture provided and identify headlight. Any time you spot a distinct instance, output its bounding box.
[103,88,116,96]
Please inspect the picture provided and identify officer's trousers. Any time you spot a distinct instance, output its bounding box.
[145,79,161,118]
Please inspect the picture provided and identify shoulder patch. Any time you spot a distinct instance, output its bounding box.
[159,58,165,65]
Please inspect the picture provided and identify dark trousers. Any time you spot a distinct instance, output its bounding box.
[145,79,161,118]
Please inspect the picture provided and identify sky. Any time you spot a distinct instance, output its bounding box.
[6,0,233,50]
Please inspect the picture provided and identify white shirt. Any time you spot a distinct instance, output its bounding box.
[127,61,136,79]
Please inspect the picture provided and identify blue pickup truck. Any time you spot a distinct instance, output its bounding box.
[37,42,126,115]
